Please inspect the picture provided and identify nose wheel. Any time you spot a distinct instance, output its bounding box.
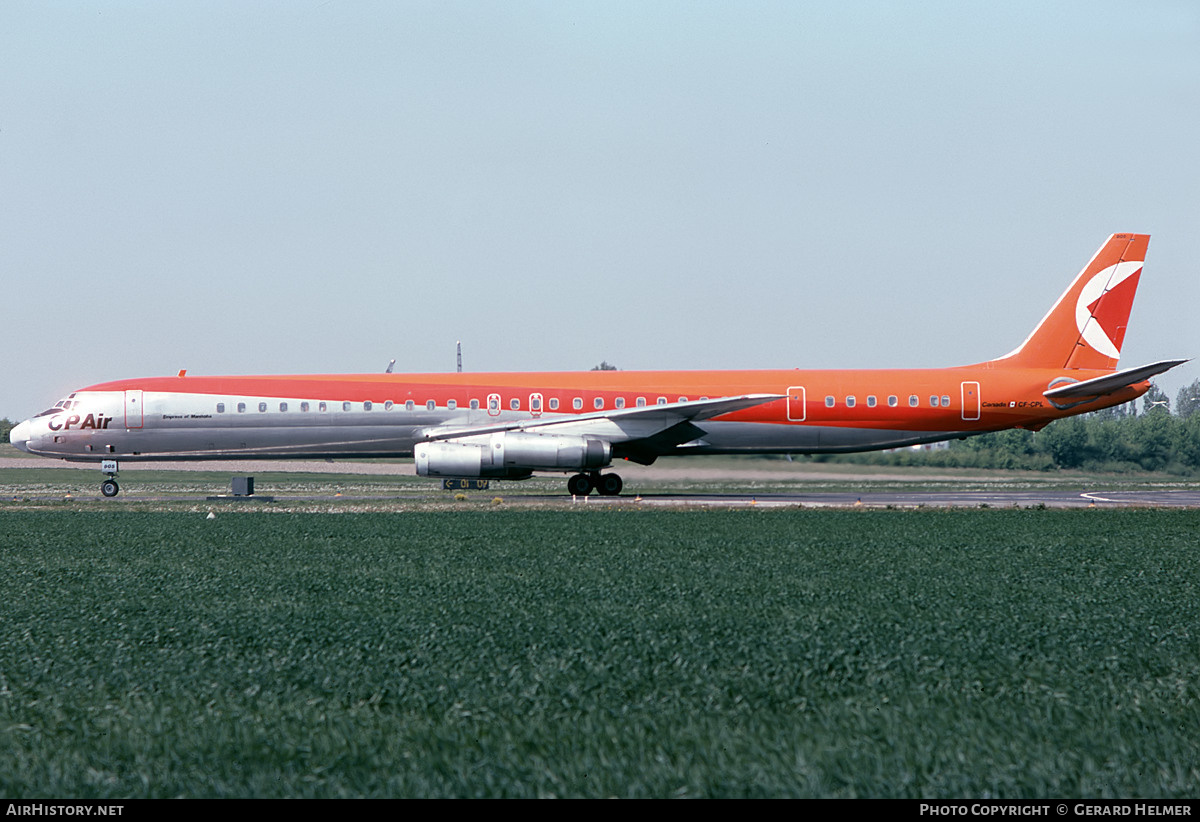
[99,459,120,497]
[567,472,623,496]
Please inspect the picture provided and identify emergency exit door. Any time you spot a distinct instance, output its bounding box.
[125,390,144,429]
[961,381,980,421]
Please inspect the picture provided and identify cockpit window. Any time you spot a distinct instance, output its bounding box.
[35,399,75,417]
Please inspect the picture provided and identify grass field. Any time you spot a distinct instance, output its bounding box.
[2,508,1198,798]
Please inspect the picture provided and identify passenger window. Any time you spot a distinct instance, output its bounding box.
[216,403,225,413]
[594,397,604,409]
[573,398,583,410]
[383,400,393,410]
[448,400,457,410]
[846,396,856,408]
[930,396,940,407]
[657,397,668,405]
[364,401,372,411]
[636,397,646,407]
[280,402,288,412]
[941,395,951,407]
[909,395,919,407]
[427,400,436,411]
[319,402,327,412]
[888,395,898,407]
[615,397,625,409]
[510,398,520,411]
[825,396,835,408]
[259,402,268,412]
[867,396,877,407]
[343,401,352,412]
[237,402,246,413]
[406,400,415,411]
[549,398,559,410]
[301,402,310,412]
[470,399,480,410]
[678,397,688,403]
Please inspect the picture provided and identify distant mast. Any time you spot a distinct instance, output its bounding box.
[456,341,462,373]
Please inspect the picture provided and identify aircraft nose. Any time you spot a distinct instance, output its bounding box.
[9,420,32,452]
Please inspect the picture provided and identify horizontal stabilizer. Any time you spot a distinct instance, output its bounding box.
[1043,359,1189,400]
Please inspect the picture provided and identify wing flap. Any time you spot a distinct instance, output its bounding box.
[416,393,784,444]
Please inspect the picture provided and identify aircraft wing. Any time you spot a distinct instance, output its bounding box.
[1043,359,1189,400]
[415,393,784,452]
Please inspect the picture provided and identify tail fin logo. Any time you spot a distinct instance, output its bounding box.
[1075,261,1142,360]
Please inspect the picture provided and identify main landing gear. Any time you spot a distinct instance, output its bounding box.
[100,460,120,497]
[567,471,623,496]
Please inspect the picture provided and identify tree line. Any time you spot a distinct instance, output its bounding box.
[820,379,1200,474]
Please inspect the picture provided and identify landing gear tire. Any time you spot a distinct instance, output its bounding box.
[567,473,593,496]
[100,479,120,498]
[596,473,623,496]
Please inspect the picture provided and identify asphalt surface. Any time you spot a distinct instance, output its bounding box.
[4,456,1199,508]
[607,489,1200,508]
[8,487,1200,508]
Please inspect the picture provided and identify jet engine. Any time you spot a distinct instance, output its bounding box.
[414,432,611,479]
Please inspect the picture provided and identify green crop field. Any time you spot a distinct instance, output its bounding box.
[1,509,1198,798]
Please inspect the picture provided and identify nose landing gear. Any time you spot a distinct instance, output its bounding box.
[100,459,120,497]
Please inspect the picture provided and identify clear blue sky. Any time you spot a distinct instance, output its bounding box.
[2,1,1197,419]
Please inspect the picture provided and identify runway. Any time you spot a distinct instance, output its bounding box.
[8,485,1200,509]
[597,489,1200,509]
[3,455,1199,508]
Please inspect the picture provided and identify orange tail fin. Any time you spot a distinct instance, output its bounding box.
[999,233,1148,371]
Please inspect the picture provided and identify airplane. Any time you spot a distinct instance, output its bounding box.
[9,233,1186,498]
